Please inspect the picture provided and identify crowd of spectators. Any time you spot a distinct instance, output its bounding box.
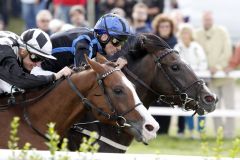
[0,0,239,139]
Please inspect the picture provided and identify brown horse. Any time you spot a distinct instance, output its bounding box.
[0,55,159,149]
[67,33,217,152]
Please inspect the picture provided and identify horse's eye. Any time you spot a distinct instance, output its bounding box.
[113,88,123,95]
[171,64,180,71]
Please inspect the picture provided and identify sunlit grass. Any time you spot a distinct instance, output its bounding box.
[127,135,239,157]
[6,17,24,34]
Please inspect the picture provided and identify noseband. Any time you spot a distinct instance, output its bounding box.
[67,68,141,128]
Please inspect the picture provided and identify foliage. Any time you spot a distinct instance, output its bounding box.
[79,132,99,153]
[212,127,224,159]
[8,117,20,150]
[3,116,240,159]
[200,120,209,156]
[229,138,240,158]
[45,123,61,156]
[5,117,99,160]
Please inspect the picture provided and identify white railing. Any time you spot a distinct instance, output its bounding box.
[195,70,240,78]
[149,107,240,117]
[0,150,239,160]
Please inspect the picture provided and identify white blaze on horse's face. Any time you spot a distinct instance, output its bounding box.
[121,76,160,142]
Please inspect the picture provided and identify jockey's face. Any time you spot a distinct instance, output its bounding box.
[20,49,41,72]
[104,40,122,56]
[100,34,127,56]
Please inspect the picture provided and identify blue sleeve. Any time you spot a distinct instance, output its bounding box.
[74,40,92,67]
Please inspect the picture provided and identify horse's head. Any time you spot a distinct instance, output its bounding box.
[125,34,217,115]
[83,54,159,143]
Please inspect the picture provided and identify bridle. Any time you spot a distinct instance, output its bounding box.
[125,48,205,114]
[67,67,142,128]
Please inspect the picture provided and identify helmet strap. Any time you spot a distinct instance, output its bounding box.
[96,33,110,49]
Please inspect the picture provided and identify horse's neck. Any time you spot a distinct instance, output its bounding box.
[28,70,95,136]
[127,55,157,106]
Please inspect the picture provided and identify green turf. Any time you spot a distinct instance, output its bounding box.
[127,135,240,157]
[6,17,24,34]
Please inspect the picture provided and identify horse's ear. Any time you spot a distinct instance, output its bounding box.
[96,53,108,64]
[84,54,105,73]
[138,34,148,49]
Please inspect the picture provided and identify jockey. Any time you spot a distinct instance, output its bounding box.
[41,13,131,72]
[0,29,72,94]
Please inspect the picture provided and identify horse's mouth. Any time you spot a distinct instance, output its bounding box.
[125,122,156,144]
[191,100,216,115]
[198,94,217,114]
[184,93,217,115]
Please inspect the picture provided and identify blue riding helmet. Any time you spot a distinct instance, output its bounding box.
[94,13,132,40]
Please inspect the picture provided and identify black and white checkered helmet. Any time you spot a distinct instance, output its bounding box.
[19,28,56,60]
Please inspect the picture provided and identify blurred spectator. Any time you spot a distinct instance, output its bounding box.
[151,14,177,134]
[0,20,4,31]
[174,23,208,138]
[169,10,185,32]
[11,0,22,17]
[195,11,235,138]
[53,0,86,23]
[60,23,75,32]
[143,0,164,23]
[0,0,9,28]
[36,10,52,35]
[175,24,208,70]
[131,2,151,33]
[0,19,4,31]
[110,7,126,18]
[152,14,177,48]
[99,0,115,16]
[224,42,240,72]
[49,19,64,34]
[114,0,136,19]
[69,5,89,27]
[170,0,178,9]
[21,0,37,29]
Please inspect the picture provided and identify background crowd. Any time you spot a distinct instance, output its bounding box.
[0,0,239,139]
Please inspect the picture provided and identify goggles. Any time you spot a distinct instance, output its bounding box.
[110,37,127,47]
[25,45,44,62]
[29,52,44,62]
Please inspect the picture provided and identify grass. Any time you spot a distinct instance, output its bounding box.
[127,135,239,157]
[6,16,24,34]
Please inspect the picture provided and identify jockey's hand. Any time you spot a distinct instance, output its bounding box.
[54,66,73,80]
[116,57,128,69]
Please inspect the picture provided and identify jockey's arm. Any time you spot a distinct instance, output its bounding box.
[75,40,92,67]
[0,45,55,89]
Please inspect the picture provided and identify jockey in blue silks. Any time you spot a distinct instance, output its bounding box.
[41,13,132,72]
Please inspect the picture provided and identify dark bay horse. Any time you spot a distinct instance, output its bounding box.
[67,33,217,152]
[0,55,159,149]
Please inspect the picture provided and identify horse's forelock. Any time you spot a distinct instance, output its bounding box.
[124,33,171,60]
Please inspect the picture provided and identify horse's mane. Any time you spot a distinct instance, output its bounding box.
[120,33,171,60]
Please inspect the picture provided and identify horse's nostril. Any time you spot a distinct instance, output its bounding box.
[145,124,154,132]
[204,95,215,103]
